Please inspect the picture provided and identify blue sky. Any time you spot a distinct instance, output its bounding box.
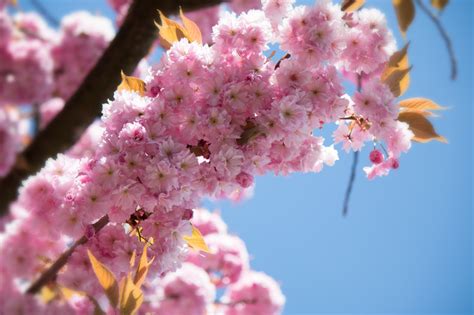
[17,0,473,314]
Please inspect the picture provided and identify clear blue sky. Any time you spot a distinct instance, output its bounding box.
[17,1,473,314]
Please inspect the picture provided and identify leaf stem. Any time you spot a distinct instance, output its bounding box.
[414,0,457,80]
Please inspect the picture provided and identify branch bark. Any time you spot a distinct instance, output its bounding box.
[26,215,110,294]
[0,0,223,216]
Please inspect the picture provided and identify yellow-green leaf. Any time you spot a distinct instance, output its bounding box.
[398,111,447,143]
[431,0,448,10]
[180,8,202,44]
[119,275,144,315]
[87,250,120,308]
[392,0,415,37]
[40,286,56,303]
[133,245,155,288]
[382,43,410,96]
[341,0,365,12]
[129,250,136,268]
[117,71,146,96]
[156,10,187,49]
[183,225,211,253]
[399,98,446,111]
[383,66,412,97]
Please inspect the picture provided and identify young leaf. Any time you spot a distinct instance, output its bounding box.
[398,111,447,143]
[87,250,120,308]
[40,286,56,303]
[156,10,188,49]
[183,225,211,253]
[392,0,415,37]
[399,98,446,112]
[119,275,144,315]
[133,245,155,288]
[431,0,448,11]
[383,66,412,97]
[382,43,411,96]
[117,71,146,96]
[341,0,365,12]
[129,250,136,268]
[179,8,202,44]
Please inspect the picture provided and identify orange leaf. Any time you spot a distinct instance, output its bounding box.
[383,66,412,97]
[180,8,202,44]
[392,0,415,37]
[431,0,449,10]
[156,10,188,50]
[399,98,446,111]
[87,250,120,308]
[183,225,211,253]
[117,71,146,96]
[382,43,411,96]
[341,0,365,12]
[398,111,447,143]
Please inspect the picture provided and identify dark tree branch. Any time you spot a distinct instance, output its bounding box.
[415,0,457,80]
[342,151,359,216]
[29,0,59,26]
[26,215,110,294]
[342,75,362,216]
[0,0,223,217]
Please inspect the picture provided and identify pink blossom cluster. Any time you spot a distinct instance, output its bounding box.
[107,0,261,43]
[142,208,285,315]
[1,0,413,313]
[0,9,116,177]
[52,11,115,100]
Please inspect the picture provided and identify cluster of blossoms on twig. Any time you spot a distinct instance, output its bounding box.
[0,8,115,175]
[0,0,446,314]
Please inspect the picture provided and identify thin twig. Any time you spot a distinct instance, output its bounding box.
[26,215,110,294]
[342,151,359,216]
[342,75,362,216]
[29,0,59,26]
[415,0,457,80]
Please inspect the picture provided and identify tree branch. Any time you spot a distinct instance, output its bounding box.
[0,0,223,217]
[415,0,457,80]
[342,151,359,216]
[342,75,362,216]
[26,215,110,294]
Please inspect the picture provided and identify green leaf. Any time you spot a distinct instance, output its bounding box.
[87,250,120,308]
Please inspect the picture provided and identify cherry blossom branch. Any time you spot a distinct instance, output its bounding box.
[0,0,223,217]
[342,151,359,216]
[415,0,457,80]
[26,215,110,294]
[342,75,362,216]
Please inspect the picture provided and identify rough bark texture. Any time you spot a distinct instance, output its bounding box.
[0,0,223,216]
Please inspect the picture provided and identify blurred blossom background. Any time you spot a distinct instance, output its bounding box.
[12,0,473,314]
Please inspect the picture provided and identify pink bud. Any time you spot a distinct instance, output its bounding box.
[369,149,384,164]
[182,209,194,220]
[235,171,254,188]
